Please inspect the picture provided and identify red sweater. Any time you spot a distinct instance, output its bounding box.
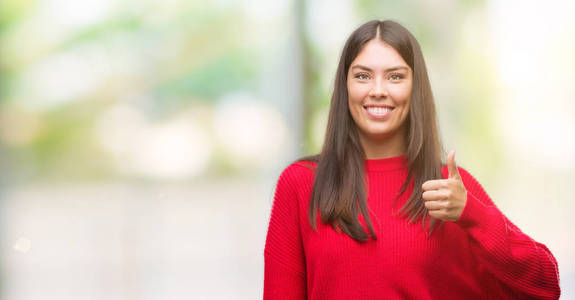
[263,155,561,299]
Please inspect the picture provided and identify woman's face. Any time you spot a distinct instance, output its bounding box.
[347,39,413,143]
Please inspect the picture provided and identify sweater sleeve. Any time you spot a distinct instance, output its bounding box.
[452,167,561,299]
[263,164,307,300]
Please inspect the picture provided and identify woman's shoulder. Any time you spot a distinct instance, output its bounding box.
[440,164,486,193]
[283,154,319,174]
[291,160,318,172]
[276,157,318,186]
[440,164,474,179]
[281,160,317,178]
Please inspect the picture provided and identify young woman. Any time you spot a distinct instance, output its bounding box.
[264,20,560,299]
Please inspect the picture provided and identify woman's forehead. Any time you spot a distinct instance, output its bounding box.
[351,40,409,71]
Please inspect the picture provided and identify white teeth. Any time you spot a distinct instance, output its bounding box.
[366,107,391,115]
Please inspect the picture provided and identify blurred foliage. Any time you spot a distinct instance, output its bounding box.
[0,0,36,34]
[0,1,264,180]
[29,101,115,180]
[155,50,257,102]
[0,0,503,185]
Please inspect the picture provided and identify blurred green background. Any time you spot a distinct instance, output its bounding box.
[0,0,574,299]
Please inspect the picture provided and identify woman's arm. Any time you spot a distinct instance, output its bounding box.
[264,164,307,299]
[453,167,561,300]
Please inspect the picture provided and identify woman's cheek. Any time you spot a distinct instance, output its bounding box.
[353,85,370,100]
[347,85,359,101]
[387,84,403,96]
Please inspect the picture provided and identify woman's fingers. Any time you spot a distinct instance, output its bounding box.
[424,200,447,211]
[422,179,448,191]
[422,190,448,201]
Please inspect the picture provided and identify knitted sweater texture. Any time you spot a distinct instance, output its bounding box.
[263,155,560,299]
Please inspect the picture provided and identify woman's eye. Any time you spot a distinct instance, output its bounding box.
[355,73,370,80]
[389,74,404,81]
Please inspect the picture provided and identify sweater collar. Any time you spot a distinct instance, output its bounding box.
[364,155,408,171]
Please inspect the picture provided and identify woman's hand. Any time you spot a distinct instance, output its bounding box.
[422,150,467,222]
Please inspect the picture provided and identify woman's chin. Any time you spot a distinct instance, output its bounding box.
[359,125,406,140]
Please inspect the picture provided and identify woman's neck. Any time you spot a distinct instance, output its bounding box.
[359,128,407,159]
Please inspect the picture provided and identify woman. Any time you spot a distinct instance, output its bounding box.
[264,20,560,299]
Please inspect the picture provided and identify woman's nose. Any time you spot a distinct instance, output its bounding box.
[369,78,388,97]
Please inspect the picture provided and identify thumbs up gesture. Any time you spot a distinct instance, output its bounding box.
[422,150,467,222]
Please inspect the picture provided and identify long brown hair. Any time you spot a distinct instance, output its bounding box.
[297,20,444,242]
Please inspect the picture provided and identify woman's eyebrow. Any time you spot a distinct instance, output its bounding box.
[350,65,409,72]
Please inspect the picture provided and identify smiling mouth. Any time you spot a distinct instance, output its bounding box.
[363,105,394,118]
